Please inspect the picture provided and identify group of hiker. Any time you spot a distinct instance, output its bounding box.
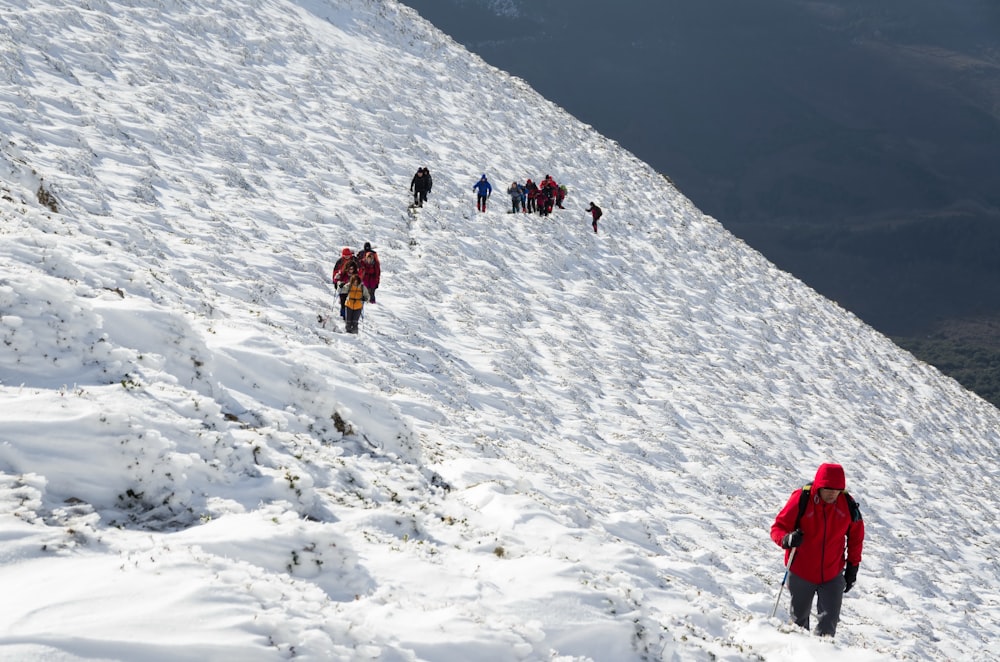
[502,174,566,216]
[474,173,565,216]
[336,168,603,333]
[474,172,603,232]
[330,242,381,334]
[409,167,605,232]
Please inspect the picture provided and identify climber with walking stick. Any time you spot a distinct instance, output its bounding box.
[770,463,865,637]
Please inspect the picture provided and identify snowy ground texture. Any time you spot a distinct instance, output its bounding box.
[1,1,998,660]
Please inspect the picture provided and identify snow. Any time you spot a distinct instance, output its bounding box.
[0,0,998,660]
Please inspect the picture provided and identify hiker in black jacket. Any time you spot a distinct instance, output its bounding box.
[410,167,432,208]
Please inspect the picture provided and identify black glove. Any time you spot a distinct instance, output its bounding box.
[844,563,859,593]
[781,529,803,549]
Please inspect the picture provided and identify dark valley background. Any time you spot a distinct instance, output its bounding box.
[400,0,1000,408]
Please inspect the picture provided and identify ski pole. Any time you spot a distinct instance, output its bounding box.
[770,547,797,619]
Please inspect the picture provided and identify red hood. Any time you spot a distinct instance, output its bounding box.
[814,463,846,490]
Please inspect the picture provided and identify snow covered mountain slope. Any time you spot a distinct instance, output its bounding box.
[0,1,998,660]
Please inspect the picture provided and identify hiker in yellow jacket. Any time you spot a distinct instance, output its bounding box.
[340,272,370,334]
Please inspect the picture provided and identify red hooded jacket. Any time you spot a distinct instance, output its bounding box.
[770,463,865,584]
[357,248,380,290]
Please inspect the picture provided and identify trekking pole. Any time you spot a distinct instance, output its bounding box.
[769,547,797,619]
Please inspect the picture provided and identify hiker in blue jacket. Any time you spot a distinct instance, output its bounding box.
[473,174,492,212]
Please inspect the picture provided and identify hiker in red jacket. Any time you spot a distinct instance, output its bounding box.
[770,463,865,637]
[536,184,553,216]
[586,202,602,233]
[524,179,539,213]
[356,242,381,303]
[538,175,558,215]
[332,247,357,318]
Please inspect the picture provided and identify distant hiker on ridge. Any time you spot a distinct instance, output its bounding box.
[410,167,432,208]
[507,181,524,214]
[524,178,538,213]
[473,174,492,212]
[537,175,558,216]
[586,202,602,233]
[771,462,865,638]
[422,167,433,197]
[536,183,553,217]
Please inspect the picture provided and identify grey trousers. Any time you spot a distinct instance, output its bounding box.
[788,570,846,637]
